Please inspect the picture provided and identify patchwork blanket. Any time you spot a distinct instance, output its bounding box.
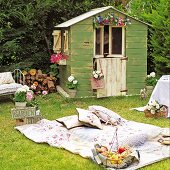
[15,118,170,170]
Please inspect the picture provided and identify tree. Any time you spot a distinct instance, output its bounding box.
[0,0,130,71]
[127,0,170,75]
[148,0,170,75]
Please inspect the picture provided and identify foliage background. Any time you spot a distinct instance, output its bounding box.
[0,0,169,75]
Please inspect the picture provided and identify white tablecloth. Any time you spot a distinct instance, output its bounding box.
[149,75,170,117]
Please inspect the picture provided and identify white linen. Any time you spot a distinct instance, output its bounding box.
[0,83,23,95]
[0,72,15,84]
[15,118,170,170]
[149,75,170,117]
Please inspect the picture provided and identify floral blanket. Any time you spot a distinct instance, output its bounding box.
[15,118,170,170]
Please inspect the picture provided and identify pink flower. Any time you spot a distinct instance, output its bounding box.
[26,91,34,101]
[42,90,48,95]
[31,85,36,90]
[50,53,68,64]
[50,54,58,63]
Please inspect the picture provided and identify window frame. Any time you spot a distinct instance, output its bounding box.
[94,26,125,58]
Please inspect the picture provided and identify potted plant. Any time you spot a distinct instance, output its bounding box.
[14,85,34,108]
[66,75,78,98]
[145,72,157,94]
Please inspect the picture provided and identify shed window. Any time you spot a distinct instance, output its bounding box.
[95,26,124,57]
[111,27,122,54]
[95,28,102,55]
[104,25,109,54]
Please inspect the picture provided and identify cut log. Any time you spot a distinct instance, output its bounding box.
[48,81,55,92]
[42,79,48,85]
[25,75,31,80]
[31,75,36,81]
[29,69,37,76]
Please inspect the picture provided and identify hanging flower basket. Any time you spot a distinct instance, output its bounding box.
[91,78,105,89]
[91,70,105,89]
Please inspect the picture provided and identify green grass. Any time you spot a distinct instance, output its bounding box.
[0,94,169,170]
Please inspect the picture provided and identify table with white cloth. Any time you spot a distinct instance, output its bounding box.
[149,75,170,117]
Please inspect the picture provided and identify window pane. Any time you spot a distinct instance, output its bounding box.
[112,27,122,54]
[104,25,109,54]
[95,28,102,55]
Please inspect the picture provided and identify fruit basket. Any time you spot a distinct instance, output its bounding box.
[92,144,140,169]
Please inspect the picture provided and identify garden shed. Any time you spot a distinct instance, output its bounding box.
[53,6,149,98]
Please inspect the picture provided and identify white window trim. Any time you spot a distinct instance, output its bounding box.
[94,27,104,58]
[94,26,125,58]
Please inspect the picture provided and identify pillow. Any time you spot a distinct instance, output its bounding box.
[76,108,103,129]
[88,105,124,125]
[0,72,15,85]
[56,115,84,129]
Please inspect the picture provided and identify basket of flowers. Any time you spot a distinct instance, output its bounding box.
[91,70,104,89]
[144,100,168,118]
[92,144,140,169]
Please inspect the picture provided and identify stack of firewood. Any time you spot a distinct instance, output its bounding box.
[23,69,57,94]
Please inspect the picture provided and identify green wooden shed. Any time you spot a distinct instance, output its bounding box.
[53,6,149,98]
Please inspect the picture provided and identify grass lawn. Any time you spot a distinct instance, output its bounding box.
[0,93,169,170]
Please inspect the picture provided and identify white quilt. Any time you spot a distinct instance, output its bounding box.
[15,119,170,170]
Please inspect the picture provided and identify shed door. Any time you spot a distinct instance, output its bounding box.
[96,58,126,98]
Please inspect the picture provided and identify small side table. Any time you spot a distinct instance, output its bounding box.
[11,107,42,126]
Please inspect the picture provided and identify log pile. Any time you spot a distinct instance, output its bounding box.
[23,69,57,94]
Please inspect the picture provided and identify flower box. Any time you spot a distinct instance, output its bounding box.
[15,102,27,108]
[144,109,168,118]
[11,107,42,126]
[58,59,67,65]
[15,116,42,126]
[11,107,40,119]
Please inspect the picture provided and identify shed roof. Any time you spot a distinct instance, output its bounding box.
[55,6,149,28]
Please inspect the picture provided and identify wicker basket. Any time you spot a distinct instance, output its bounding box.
[144,108,168,118]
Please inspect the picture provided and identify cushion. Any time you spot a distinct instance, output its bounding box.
[76,108,103,129]
[0,83,23,95]
[0,72,15,85]
[88,105,124,125]
[56,115,84,129]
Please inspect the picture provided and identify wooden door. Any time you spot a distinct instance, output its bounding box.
[96,58,126,98]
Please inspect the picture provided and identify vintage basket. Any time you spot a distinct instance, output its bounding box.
[92,144,140,169]
[91,78,105,89]
[144,107,168,118]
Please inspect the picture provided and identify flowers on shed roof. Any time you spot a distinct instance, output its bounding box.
[93,13,131,28]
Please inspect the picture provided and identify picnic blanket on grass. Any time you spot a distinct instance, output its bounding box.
[15,118,170,170]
